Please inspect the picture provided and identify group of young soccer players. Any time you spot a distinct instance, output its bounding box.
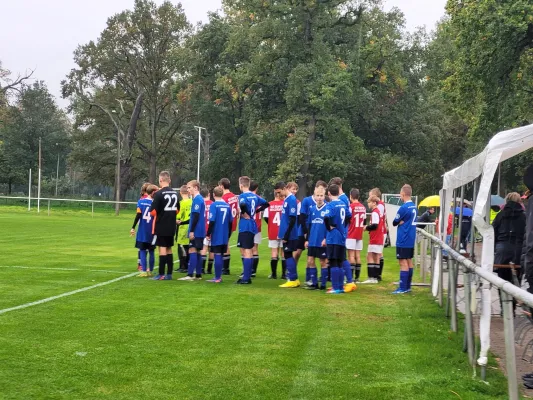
[130,171,418,294]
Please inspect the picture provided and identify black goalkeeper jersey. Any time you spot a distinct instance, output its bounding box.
[150,186,178,237]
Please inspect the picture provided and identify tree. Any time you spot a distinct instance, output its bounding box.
[0,82,70,194]
[63,0,191,212]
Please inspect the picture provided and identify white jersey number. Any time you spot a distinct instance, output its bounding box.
[164,194,178,211]
[353,213,365,228]
[272,212,281,226]
[142,207,151,223]
[221,207,228,224]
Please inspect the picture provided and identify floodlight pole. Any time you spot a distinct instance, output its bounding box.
[194,126,206,182]
[37,137,42,213]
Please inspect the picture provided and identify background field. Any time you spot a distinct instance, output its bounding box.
[0,207,511,399]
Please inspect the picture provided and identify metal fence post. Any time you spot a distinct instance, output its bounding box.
[463,269,475,367]
[501,291,519,400]
[47,199,50,216]
[450,258,458,332]
[438,247,444,307]
[92,202,94,218]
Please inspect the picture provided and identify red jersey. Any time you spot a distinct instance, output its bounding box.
[348,201,367,240]
[377,201,387,234]
[222,192,239,232]
[264,200,284,240]
[255,195,263,233]
[204,199,213,233]
[369,208,385,245]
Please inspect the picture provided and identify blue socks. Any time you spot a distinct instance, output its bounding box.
[400,270,409,291]
[286,257,297,281]
[243,258,253,281]
[331,267,341,291]
[342,260,353,283]
[148,250,155,272]
[139,250,147,272]
[195,253,203,276]
[188,252,197,276]
[321,268,328,287]
[309,267,318,286]
[214,254,223,280]
[408,268,413,290]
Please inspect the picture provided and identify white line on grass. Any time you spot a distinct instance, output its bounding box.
[0,272,138,316]
[0,266,130,274]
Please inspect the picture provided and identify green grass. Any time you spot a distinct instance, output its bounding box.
[0,207,512,399]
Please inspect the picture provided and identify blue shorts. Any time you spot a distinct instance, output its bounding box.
[396,247,414,260]
[308,247,327,259]
[237,232,255,250]
[327,244,346,261]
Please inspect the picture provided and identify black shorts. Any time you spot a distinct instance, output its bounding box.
[283,239,299,253]
[308,246,327,259]
[396,247,414,260]
[327,244,346,261]
[189,237,204,251]
[297,236,307,250]
[135,241,155,251]
[153,235,174,248]
[237,232,255,249]
[211,244,228,254]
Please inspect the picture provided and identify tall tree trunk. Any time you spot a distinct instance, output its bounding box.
[297,115,316,199]
[8,180,12,194]
[149,106,157,183]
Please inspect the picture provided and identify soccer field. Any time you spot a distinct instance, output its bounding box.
[0,208,510,399]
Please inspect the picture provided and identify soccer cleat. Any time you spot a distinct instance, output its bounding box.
[344,282,357,293]
[178,276,196,281]
[268,274,277,279]
[207,278,222,283]
[319,285,327,291]
[327,289,344,294]
[223,270,230,275]
[162,274,173,280]
[137,272,148,277]
[251,273,256,278]
[392,288,408,294]
[235,278,252,284]
[326,287,334,293]
[405,288,412,293]
[279,280,300,288]
[137,265,142,271]
[280,274,287,280]
[147,271,153,277]
[303,284,319,290]
[152,274,162,280]
[157,275,167,280]
[194,276,202,281]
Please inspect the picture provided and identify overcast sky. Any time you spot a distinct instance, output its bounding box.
[0,0,446,109]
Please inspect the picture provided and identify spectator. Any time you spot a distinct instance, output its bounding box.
[493,192,526,313]
[522,164,533,298]
[457,203,473,253]
[436,210,454,258]
[417,207,435,224]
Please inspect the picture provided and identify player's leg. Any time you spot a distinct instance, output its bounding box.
[252,233,261,277]
[223,248,231,275]
[208,246,225,283]
[193,239,204,279]
[378,252,384,282]
[165,244,174,278]
[362,250,373,284]
[201,240,209,274]
[341,247,355,290]
[281,242,287,279]
[393,248,410,294]
[179,241,197,281]
[319,258,328,290]
[279,241,300,287]
[407,252,414,292]
[138,248,148,277]
[304,253,318,289]
[236,233,254,284]
[207,251,214,275]
[354,241,363,282]
[137,250,142,271]
[148,247,155,275]
[155,245,167,279]
[328,257,342,294]
[269,242,279,279]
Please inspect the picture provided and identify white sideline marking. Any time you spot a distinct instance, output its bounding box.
[0,266,130,274]
[0,272,138,315]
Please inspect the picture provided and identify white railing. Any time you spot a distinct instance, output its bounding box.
[417,227,533,400]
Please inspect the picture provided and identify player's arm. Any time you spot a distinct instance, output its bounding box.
[283,215,296,241]
[263,208,269,224]
[324,208,335,231]
[149,193,160,217]
[392,206,406,227]
[206,219,216,237]
[298,213,308,236]
[132,207,142,230]
[366,211,380,231]
[240,201,250,219]
[256,197,269,213]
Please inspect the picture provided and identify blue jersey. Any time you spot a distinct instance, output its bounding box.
[298,196,316,236]
[279,194,299,241]
[136,197,154,243]
[324,199,352,246]
[394,200,417,248]
[339,193,350,207]
[189,194,206,238]
[209,200,233,246]
[238,192,266,234]
[307,203,327,247]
